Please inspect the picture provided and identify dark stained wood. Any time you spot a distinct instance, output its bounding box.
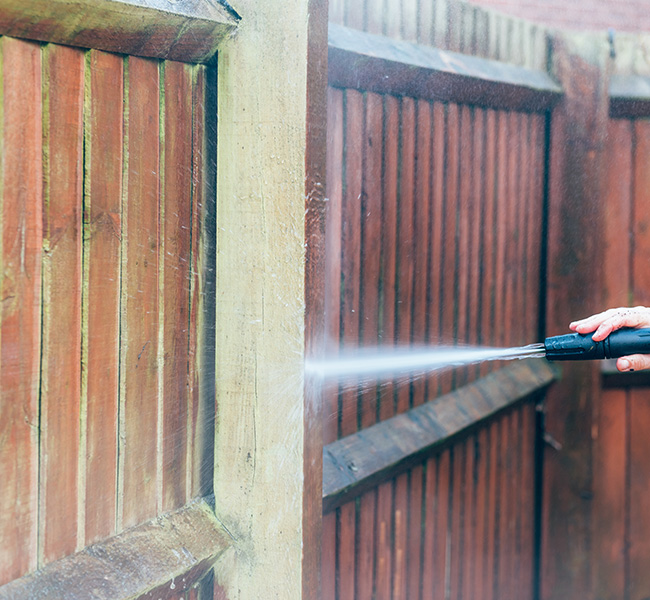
[439,103,459,395]
[321,86,343,600]
[357,91,383,600]
[375,93,399,600]
[426,102,445,397]
[322,359,557,513]
[542,33,611,600]
[120,56,161,529]
[303,2,328,598]
[84,49,123,546]
[0,0,239,64]
[0,499,232,600]
[479,109,496,376]
[328,24,562,113]
[590,115,630,600]
[628,116,650,600]
[0,37,42,586]
[162,61,193,512]
[628,388,650,599]
[412,98,431,407]
[39,43,85,565]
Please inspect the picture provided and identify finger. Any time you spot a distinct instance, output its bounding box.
[570,308,620,333]
[617,354,650,372]
[592,307,650,341]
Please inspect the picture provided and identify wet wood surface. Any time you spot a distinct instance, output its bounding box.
[323,359,557,512]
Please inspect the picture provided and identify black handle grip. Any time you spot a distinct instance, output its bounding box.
[545,327,650,361]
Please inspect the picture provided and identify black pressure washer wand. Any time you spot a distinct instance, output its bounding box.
[544,327,650,360]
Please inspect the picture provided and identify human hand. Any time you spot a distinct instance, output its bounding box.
[569,306,650,371]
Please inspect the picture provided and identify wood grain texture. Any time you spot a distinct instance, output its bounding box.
[0,0,239,64]
[213,1,318,597]
[120,56,161,530]
[84,49,123,546]
[161,60,193,512]
[0,37,42,585]
[323,359,557,512]
[39,43,85,565]
[542,33,611,600]
[0,499,232,600]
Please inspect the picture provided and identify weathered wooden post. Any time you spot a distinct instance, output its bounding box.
[543,31,611,600]
[213,1,327,599]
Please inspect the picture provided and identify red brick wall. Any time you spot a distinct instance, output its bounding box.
[468,0,650,33]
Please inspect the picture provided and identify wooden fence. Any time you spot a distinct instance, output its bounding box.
[0,1,327,599]
[323,2,560,598]
[323,4,650,600]
[2,1,650,599]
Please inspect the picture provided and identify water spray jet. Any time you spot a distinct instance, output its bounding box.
[306,328,650,380]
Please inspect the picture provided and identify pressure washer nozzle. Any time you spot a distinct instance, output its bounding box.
[544,327,650,361]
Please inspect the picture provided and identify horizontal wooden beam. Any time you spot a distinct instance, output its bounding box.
[322,359,558,513]
[0,0,240,63]
[328,24,563,112]
[609,74,650,118]
[0,498,232,599]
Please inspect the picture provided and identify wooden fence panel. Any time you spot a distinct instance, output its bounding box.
[323,3,551,596]
[0,40,215,587]
[0,36,43,585]
[323,92,548,600]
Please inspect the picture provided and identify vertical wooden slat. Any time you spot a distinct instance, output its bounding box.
[473,427,489,600]
[427,102,445,398]
[629,387,650,600]
[322,86,343,600]
[590,117,631,599]
[375,93,399,600]
[393,95,415,600]
[40,43,84,564]
[456,104,472,387]
[412,98,431,407]
[485,420,498,600]
[469,108,484,379]
[436,450,451,600]
[0,36,42,586]
[494,112,507,350]
[120,56,160,530]
[84,49,123,545]
[504,112,517,348]
[440,103,459,394]
[161,60,193,512]
[449,444,464,600]
[520,404,535,598]
[407,465,424,600]
[421,456,437,598]
[480,109,496,370]
[628,118,650,599]
[356,91,383,600]
[338,87,364,600]
[496,413,510,597]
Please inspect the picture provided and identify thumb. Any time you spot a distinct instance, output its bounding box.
[617,354,650,372]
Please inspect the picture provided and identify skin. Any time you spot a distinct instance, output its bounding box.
[569,306,650,372]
